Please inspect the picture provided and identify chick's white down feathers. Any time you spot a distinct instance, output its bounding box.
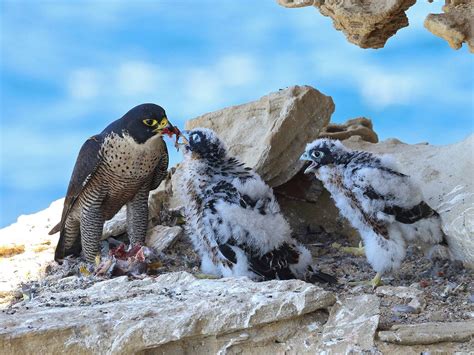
[177,129,333,282]
[304,139,448,275]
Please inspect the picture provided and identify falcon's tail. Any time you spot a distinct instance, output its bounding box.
[306,267,338,284]
[49,222,61,235]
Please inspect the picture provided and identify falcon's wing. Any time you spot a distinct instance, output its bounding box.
[51,135,103,260]
[151,140,169,190]
[383,201,439,224]
[218,240,299,280]
[349,165,436,224]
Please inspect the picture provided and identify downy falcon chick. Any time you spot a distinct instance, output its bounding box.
[177,128,336,283]
[301,139,449,287]
[50,104,175,263]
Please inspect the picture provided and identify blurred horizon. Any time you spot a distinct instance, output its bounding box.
[1,0,473,228]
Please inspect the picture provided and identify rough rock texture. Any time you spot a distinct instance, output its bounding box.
[277,0,315,8]
[344,134,474,267]
[0,272,336,354]
[145,225,182,253]
[378,320,474,344]
[319,117,379,143]
[277,0,417,49]
[185,85,334,187]
[274,171,360,243]
[0,200,61,303]
[0,183,176,305]
[425,0,474,53]
[320,294,380,353]
[102,182,170,239]
[275,117,377,242]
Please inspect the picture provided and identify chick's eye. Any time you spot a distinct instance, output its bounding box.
[143,119,158,127]
[311,151,323,159]
[191,133,201,143]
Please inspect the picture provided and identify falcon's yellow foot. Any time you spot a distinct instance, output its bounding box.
[348,273,383,289]
[194,273,220,279]
[95,254,101,267]
[332,241,365,257]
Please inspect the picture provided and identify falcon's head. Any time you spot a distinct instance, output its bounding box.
[300,138,347,174]
[116,103,177,144]
[182,128,227,161]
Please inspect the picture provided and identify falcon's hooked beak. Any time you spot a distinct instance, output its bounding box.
[154,118,175,137]
[300,152,319,174]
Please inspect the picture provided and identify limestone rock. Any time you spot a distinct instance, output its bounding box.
[276,0,315,7]
[0,199,62,304]
[275,177,360,243]
[424,0,474,53]
[319,117,379,143]
[320,294,380,353]
[344,134,474,267]
[277,0,416,49]
[375,285,423,299]
[0,272,336,354]
[102,180,170,239]
[102,205,127,238]
[185,85,334,187]
[146,225,182,253]
[376,285,425,313]
[378,320,474,345]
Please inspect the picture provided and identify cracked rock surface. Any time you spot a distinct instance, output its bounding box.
[277,0,417,49]
[425,0,474,52]
[0,272,335,354]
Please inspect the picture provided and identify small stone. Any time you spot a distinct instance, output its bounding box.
[392,304,418,314]
[320,294,380,353]
[431,311,446,322]
[469,294,474,303]
[376,286,423,299]
[319,117,379,143]
[145,225,182,253]
[378,321,474,345]
[407,297,425,313]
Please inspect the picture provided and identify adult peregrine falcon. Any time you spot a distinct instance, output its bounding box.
[49,103,176,263]
[301,138,449,287]
[177,128,336,283]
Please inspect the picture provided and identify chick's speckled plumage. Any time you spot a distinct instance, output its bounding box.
[301,138,450,277]
[177,128,335,283]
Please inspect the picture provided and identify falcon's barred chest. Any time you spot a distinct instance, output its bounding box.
[52,103,172,263]
[87,132,166,220]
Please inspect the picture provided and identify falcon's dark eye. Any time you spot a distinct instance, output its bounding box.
[311,151,324,159]
[191,133,201,143]
[143,119,158,127]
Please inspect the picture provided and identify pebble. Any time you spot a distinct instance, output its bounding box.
[431,310,446,322]
[392,305,417,314]
[469,294,474,303]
